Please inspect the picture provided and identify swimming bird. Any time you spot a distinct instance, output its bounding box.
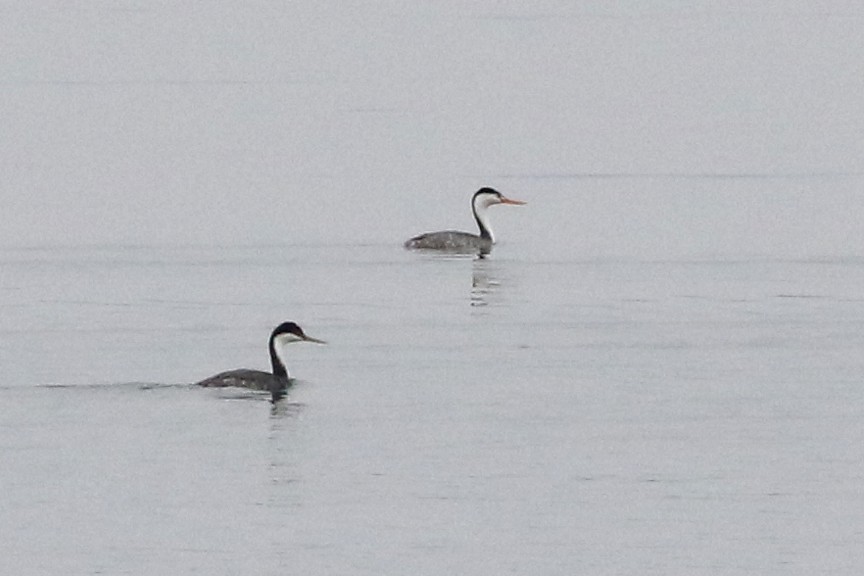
[404,187,526,255]
[196,321,325,401]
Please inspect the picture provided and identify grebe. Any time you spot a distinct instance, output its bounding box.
[196,321,325,401]
[404,187,525,255]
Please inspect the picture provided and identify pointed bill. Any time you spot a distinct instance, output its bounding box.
[500,196,526,205]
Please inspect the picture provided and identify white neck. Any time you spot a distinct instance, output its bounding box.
[473,196,496,242]
[273,334,302,378]
[275,344,291,379]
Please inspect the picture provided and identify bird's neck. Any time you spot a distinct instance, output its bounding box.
[473,200,494,242]
[269,337,289,378]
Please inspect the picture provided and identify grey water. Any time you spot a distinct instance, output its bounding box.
[3,2,864,575]
[4,243,864,574]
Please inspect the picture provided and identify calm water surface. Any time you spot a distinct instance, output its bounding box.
[2,243,863,574]
[2,2,863,573]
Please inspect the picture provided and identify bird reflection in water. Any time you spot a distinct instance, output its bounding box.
[471,257,502,308]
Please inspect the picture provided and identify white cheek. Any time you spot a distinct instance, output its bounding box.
[479,196,500,209]
[276,333,303,345]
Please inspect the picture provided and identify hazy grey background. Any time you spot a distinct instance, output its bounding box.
[3,3,864,575]
[2,1,862,256]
